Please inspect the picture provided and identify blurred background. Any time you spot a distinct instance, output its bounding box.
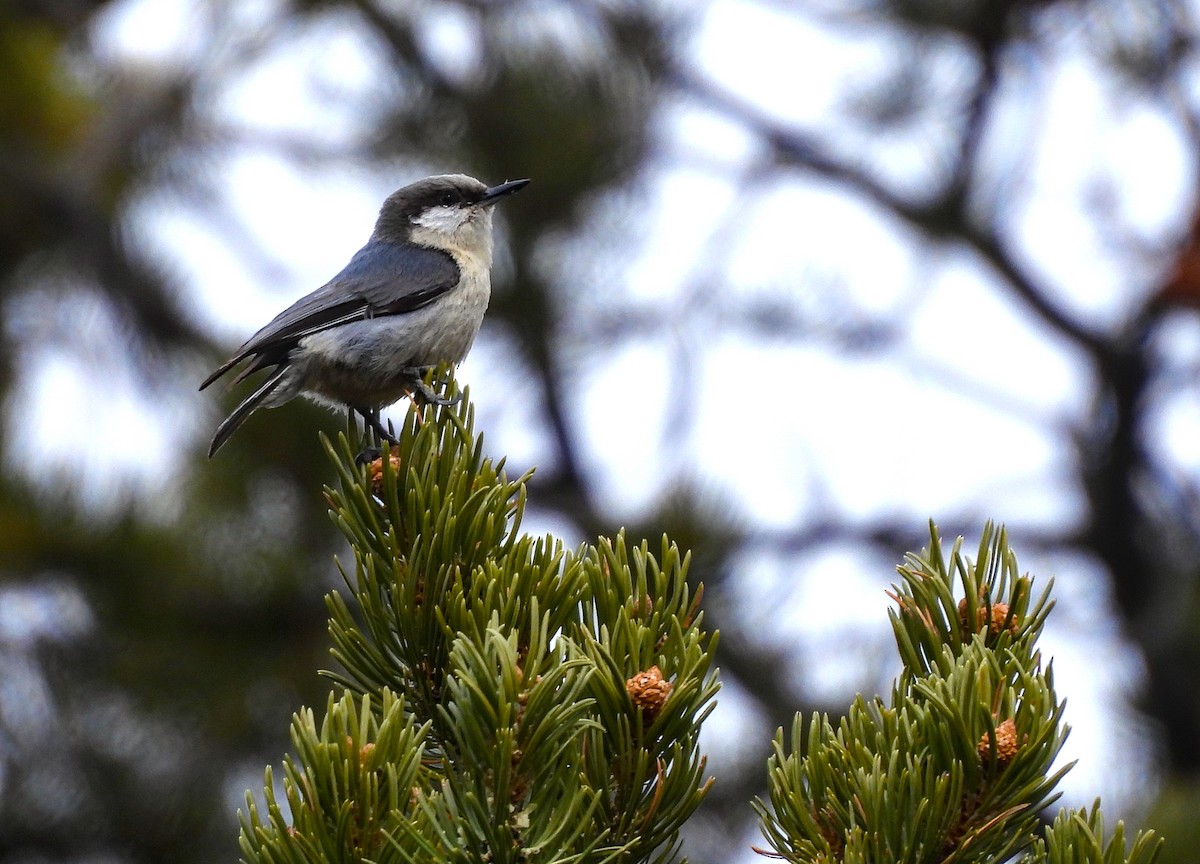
[2,0,1200,860]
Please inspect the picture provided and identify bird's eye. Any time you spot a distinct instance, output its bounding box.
[440,192,456,206]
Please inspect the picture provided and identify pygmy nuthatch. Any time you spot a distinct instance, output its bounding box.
[200,174,529,456]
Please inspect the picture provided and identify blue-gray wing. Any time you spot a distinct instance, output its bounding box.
[200,241,459,389]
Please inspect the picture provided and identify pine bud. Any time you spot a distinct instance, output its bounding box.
[367,453,403,495]
[957,598,1018,637]
[626,665,672,720]
[629,594,654,618]
[977,718,1020,768]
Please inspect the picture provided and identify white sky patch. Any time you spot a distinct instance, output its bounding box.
[663,98,763,170]
[433,330,559,473]
[1104,102,1195,235]
[690,334,1074,524]
[692,0,888,128]
[618,166,742,303]
[577,341,676,517]
[413,2,485,84]
[162,155,384,338]
[132,189,269,336]
[0,580,93,645]
[7,350,182,516]
[1028,550,1159,811]
[697,675,769,767]
[1147,315,1200,475]
[907,252,1093,420]
[722,179,921,301]
[689,342,821,529]
[89,0,209,68]
[1155,390,1200,477]
[211,9,384,142]
[750,546,898,700]
[1012,51,1185,328]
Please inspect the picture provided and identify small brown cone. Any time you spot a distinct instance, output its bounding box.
[978,718,1020,768]
[367,453,403,495]
[957,598,1018,637]
[626,665,672,720]
[986,603,1018,636]
[628,594,654,618]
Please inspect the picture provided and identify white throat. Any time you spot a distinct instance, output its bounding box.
[410,205,495,264]
[413,204,468,234]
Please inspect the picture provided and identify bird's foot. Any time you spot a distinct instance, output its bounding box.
[403,366,462,406]
[355,446,381,467]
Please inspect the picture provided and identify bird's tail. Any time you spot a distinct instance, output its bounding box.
[207,366,288,457]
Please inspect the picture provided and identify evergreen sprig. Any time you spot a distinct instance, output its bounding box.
[238,690,430,863]
[754,522,1162,864]
[1037,804,1163,864]
[238,382,719,864]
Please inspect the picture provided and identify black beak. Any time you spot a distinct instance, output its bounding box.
[481,178,530,205]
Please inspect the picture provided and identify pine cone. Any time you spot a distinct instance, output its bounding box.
[957,598,1018,637]
[977,718,1020,768]
[628,594,654,618]
[626,665,672,719]
[367,453,403,495]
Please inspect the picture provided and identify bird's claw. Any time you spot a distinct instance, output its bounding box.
[355,447,382,467]
[404,368,461,406]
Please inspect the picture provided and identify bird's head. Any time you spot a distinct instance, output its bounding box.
[374,174,529,258]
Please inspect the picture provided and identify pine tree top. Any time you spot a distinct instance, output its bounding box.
[240,384,720,864]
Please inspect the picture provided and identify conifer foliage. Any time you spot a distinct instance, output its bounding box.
[238,385,719,864]
[754,524,1162,864]
[234,380,1165,864]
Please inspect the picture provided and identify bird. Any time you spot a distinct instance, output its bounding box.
[200,173,529,457]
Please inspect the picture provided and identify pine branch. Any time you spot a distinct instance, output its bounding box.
[239,377,719,863]
[753,522,1163,864]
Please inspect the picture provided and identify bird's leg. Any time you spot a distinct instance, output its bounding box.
[403,365,462,406]
[354,446,381,467]
[353,406,397,464]
[349,408,379,465]
[366,407,399,445]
